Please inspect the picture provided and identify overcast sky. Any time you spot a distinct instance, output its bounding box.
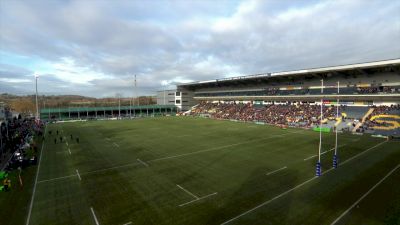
[1,0,399,97]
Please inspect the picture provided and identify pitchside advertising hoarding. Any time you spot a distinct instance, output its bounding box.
[322,100,373,106]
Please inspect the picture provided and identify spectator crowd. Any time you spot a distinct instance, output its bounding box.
[1,117,43,191]
[361,105,400,132]
[191,102,337,128]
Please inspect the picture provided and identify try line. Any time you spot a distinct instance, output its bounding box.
[220,140,388,225]
[330,163,400,225]
[25,125,47,225]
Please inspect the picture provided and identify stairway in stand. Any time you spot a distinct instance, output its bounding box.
[352,108,374,132]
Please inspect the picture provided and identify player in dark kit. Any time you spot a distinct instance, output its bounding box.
[57,130,59,135]
[70,134,73,140]
[59,136,63,143]
[76,137,79,143]
[54,138,57,144]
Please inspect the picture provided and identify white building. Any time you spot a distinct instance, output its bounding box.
[156,89,197,111]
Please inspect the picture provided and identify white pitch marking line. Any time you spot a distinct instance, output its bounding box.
[303,154,318,161]
[320,144,346,156]
[266,166,287,176]
[66,142,69,146]
[105,138,111,141]
[68,148,71,155]
[122,222,132,225]
[37,174,78,184]
[113,143,119,147]
[177,184,199,200]
[303,144,347,161]
[90,207,100,225]
[30,132,312,183]
[148,133,293,163]
[25,125,47,225]
[76,169,81,181]
[179,192,218,207]
[137,158,149,167]
[220,140,388,225]
[330,163,400,225]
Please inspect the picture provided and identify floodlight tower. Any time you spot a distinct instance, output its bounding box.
[316,79,324,177]
[333,81,340,168]
[34,73,40,120]
[115,93,122,119]
[134,74,138,106]
[164,87,166,105]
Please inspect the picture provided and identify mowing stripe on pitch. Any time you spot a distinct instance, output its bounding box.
[137,158,149,167]
[82,162,142,175]
[177,134,191,138]
[266,166,287,176]
[31,132,316,183]
[90,207,100,225]
[149,132,295,163]
[330,163,400,225]
[56,151,69,154]
[26,126,47,225]
[220,141,388,225]
[76,169,81,181]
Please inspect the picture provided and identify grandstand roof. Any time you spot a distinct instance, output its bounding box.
[178,58,400,89]
[40,105,176,114]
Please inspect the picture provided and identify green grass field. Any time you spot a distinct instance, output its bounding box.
[2,117,400,225]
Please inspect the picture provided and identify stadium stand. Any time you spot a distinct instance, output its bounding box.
[190,102,337,128]
[177,59,400,136]
[361,105,400,135]
[340,106,370,119]
[0,118,42,172]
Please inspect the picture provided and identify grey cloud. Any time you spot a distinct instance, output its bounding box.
[1,0,399,97]
[0,64,32,79]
